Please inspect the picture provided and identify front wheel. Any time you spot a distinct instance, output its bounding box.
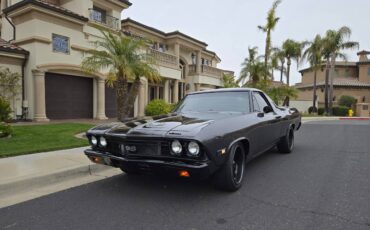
[213,143,246,191]
[277,127,295,153]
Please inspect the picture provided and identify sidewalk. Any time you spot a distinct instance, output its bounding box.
[302,116,370,123]
[0,147,120,208]
[301,116,339,123]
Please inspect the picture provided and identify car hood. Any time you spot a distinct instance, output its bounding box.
[94,112,243,137]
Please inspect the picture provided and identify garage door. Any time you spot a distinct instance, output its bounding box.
[45,73,93,119]
[105,84,134,118]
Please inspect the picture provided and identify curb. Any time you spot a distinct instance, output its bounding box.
[301,117,339,123]
[339,117,370,121]
[0,163,116,198]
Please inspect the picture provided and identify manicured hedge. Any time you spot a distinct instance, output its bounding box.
[317,107,348,116]
[332,106,349,116]
[338,95,356,108]
[145,99,171,116]
[318,108,325,115]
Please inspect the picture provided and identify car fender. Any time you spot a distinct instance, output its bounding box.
[227,137,250,157]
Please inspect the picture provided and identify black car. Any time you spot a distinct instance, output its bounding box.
[85,88,301,191]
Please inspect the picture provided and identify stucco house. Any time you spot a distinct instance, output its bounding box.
[295,51,370,115]
[0,0,226,121]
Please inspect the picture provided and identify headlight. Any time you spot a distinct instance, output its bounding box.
[100,136,107,147]
[171,140,182,155]
[187,141,200,156]
[91,136,98,146]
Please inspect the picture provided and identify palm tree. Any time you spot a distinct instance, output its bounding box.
[322,27,359,115]
[271,47,286,83]
[258,0,281,77]
[238,47,268,86]
[302,35,324,113]
[82,29,160,121]
[222,73,239,88]
[281,39,301,106]
[282,39,302,86]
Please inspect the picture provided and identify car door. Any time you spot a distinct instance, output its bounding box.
[251,91,281,154]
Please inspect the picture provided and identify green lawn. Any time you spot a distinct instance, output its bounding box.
[0,123,94,158]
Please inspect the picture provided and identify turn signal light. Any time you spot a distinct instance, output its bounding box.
[90,156,101,163]
[179,170,190,177]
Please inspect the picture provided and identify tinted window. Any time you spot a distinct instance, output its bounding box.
[252,94,260,112]
[253,92,271,112]
[176,92,250,113]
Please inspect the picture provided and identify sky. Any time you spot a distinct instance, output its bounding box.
[122,0,370,85]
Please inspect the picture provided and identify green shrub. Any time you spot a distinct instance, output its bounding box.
[0,97,12,122]
[308,106,318,114]
[0,123,13,138]
[145,99,171,116]
[318,108,325,115]
[332,106,349,116]
[338,95,356,108]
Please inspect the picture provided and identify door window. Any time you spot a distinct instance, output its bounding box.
[253,92,272,113]
[252,95,260,112]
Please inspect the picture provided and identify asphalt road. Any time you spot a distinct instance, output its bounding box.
[1,120,370,230]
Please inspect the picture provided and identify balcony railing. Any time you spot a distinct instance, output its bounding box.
[188,64,223,79]
[148,49,178,69]
[89,9,120,30]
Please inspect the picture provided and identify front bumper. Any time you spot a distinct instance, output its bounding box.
[84,149,217,179]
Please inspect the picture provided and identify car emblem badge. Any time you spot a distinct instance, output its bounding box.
[125,145,137,152]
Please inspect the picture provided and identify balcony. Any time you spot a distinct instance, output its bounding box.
[188,64,223,79]
[188,64,223,86]
[89,9,120,30]
[148,49,178,69]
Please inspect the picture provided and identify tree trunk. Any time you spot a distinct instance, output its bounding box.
[285,58,291,106]
[116,74,129,122]
[280,62,284,83]
[286,58,291,86]
[313,68,317,113]
[324,58,330,115]
[124,77,142,119]
[271,69,274,80]
[264,31,271,80]
[328,53,336,116]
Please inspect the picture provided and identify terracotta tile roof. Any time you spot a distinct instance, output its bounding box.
[3,0,88,22]
[299,62,357,73]
[357,50,370,55]
[122,18,208,47]
[0,38,29,55]
[295,77,370,89]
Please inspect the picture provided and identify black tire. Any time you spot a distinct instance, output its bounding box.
[277,126,295,154]
[213,143,246,191]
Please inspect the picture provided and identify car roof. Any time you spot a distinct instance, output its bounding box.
[188,87,261,95]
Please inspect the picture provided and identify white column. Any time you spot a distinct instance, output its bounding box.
[138,77,148,116]
[195,83,201,92]
[164,79,170,103]
[173,80,179,103]
[174,43,180,66]
[32,70,49,122]
[95,78,107,120]
[196,50,202,74]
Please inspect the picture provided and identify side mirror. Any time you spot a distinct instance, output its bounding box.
[263,106,273,113]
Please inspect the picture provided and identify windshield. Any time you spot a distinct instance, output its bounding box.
[175,91,250,113]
